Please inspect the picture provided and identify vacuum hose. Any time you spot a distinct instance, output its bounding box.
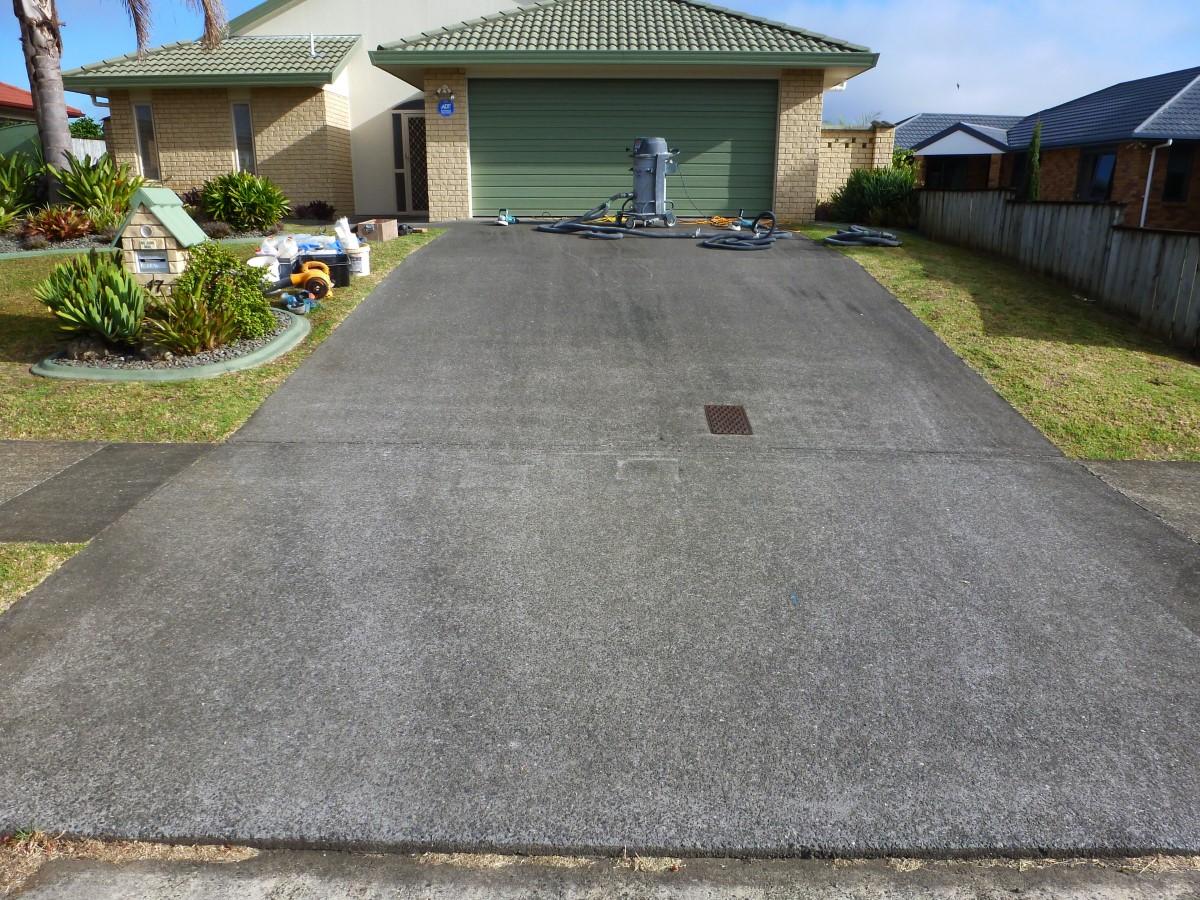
[536,200,789,251]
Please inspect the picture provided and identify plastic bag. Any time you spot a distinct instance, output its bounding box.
[334,217,360,250]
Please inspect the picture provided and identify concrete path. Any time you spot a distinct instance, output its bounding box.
[0,442,212,542]
[0,225,1197,857]
[18,851,1200,899]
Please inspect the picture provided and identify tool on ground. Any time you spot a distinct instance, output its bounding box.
[267,260,334,299]
[536,137,790,251]
[495,208,518,226]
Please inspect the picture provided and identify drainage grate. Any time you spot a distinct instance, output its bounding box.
[704,404,753,435]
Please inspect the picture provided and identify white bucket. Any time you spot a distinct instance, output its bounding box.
[347,244,370,276]
[247,255,279,283]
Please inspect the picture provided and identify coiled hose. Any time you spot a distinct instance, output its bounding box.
[536,203,790,251]
[822,225,903,247]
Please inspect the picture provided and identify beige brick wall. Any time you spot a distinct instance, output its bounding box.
[103,86,354,215]
[773,69,824,222]
[816,123,896,203]
[423,68,471,220]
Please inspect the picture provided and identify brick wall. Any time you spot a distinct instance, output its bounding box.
[773,69,824,221]
[423,68,470,220]
[1143,141,1200,231]
[816,123,896,202]
[103,87,353,215]
[1038,147,1080,200]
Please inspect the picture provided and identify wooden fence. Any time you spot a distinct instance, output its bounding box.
[918,190,1199,352]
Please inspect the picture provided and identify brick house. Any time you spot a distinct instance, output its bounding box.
[898,67,1200,232]
[894,114,1023,190]
[61,0,882,221]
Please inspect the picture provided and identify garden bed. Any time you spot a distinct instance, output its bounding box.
[33,308,309,382]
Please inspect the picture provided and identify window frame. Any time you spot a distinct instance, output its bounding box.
[1074,145,1118,202]
[1161,143,1194,204]
[132,103,160,181]
[231,102,257,175]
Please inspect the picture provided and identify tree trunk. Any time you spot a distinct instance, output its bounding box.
[13,0,72,200]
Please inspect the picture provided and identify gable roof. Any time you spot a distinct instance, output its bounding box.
[1008,66,1200,149]
[381,0,869,53]
[911,121,1011,153]
[62,35,360,91]
[894,113,1023,149]
[118,187,207,248]
[0,80,83,117]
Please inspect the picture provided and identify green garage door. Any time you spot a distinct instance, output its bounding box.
[469,79,778,218]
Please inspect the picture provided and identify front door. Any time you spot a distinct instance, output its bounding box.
[392,110,429,215]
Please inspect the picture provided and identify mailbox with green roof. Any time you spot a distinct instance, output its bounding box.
[117,187,208,290]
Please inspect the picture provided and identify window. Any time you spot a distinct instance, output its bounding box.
[1162,143,1194,203]
[133,104,160,181]
[1074,147,1117,201]
[1008,152,1027,190]
[925,156,969,190]
[231,103,256,174]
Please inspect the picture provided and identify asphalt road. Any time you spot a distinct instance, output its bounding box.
[1,225,1197,856]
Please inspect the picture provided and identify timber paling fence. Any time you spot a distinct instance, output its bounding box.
[917,191,1200,352]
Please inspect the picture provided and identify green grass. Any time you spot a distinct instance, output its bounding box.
[0,232,440,442]
[799,225,1200,460]
[0,542,86,615]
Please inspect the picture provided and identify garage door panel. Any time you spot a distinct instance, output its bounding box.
[469,79,778,217]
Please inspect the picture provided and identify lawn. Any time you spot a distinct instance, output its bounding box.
[0,232,439,442]
[0,542,86,616]
[800,226,1200,460]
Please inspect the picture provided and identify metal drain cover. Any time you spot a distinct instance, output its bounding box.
[704,404,753,435]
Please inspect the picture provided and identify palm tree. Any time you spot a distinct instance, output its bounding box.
[12,0,225,197]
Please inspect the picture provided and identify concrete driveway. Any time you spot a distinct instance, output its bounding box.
[1,225,1197,856]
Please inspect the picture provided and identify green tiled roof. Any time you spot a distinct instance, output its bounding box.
[118,188,207,248]
[381,0,868,54]
[63,35,360,90]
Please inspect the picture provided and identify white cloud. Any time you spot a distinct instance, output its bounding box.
[749,0,1200,122]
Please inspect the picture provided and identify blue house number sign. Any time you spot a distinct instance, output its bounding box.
[438,99,455,117]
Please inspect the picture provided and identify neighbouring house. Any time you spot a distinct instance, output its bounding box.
[899,66,1200,232]
[895,113,1023,190]
[60,0,882,221]
[1002,66,1200,231]
[0,80,84,124]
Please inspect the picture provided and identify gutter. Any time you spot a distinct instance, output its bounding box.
[1140,139,1173,228]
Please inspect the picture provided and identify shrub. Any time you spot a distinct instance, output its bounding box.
[24,206,93,241]
[69,116,105,139]
[200,220,233,239]
[199,171,290,232]
[0,207,19,233]
[0,151,40,215]
[292,200,337,221]
[84,205,122,234]
[35,249,145,346]
[174,241,274,339]
[22,235,49,251]
[55,153,144,216]
[144,280,239,355]
[827,167,919,229]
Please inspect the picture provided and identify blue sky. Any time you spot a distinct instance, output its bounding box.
[4,0,1198,124]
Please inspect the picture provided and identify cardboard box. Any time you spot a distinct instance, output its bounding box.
[357,218,398,243]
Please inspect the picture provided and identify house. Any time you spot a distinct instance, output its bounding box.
[1003,66,1200,231]
[899,67,1200,232]
[60,0,882,221]
[0,80,83,124]
[895,113,1023,190]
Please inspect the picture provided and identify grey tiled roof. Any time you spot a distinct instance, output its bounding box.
[1008,66,1200,148]
[384,0,869,53]
[895,113,1023,149]
[63,35,360,85]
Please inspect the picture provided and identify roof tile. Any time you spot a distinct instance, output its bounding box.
[63,35,359,85]
[384,0,867,54]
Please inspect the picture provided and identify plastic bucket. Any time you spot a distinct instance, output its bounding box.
[247,255,279,283]
[347,244,371,276]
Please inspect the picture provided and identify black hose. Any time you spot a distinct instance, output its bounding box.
[536,204,790,251]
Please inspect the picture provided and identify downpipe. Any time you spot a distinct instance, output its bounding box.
[1140,139,1172,228]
